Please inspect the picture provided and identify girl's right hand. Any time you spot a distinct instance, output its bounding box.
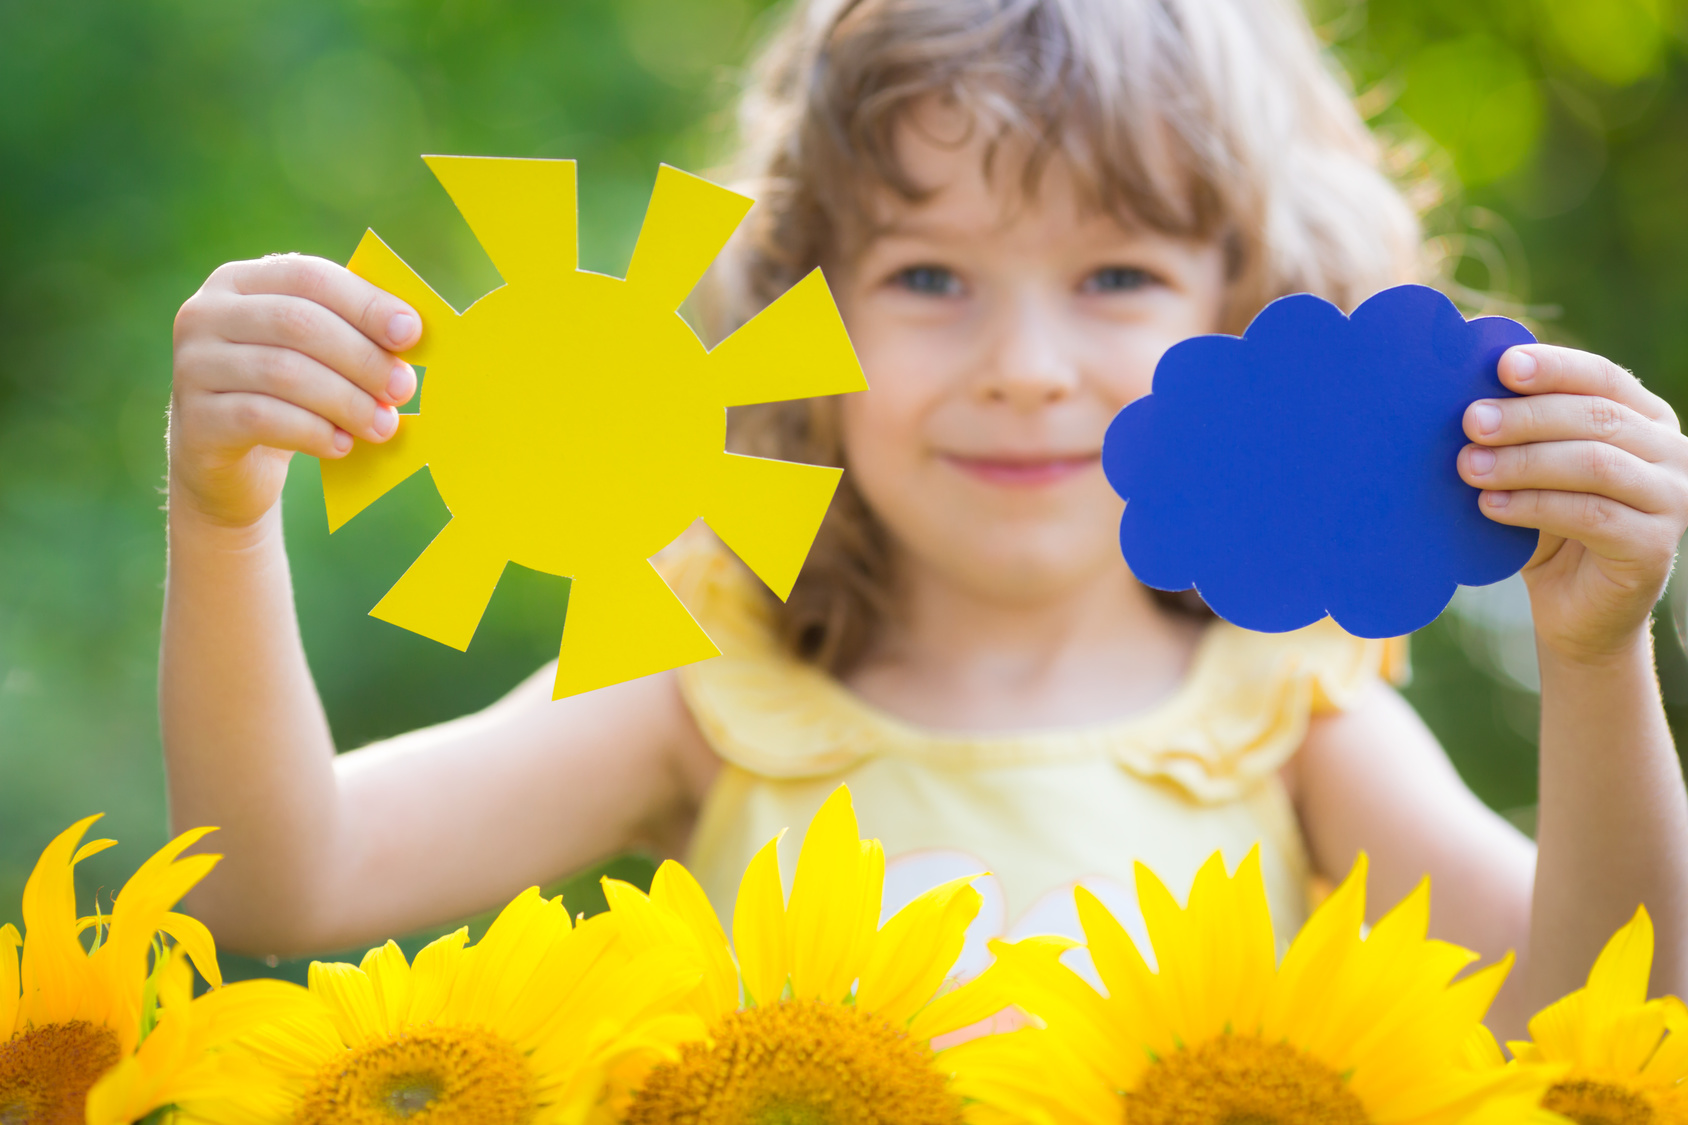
[169,253,422,530]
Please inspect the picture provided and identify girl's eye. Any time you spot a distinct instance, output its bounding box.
[1084,266,1157,293]
[893,265,963,296]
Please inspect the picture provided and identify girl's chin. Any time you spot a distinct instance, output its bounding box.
[902,527,1127,597]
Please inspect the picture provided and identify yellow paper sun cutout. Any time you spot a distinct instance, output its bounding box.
[323,156,867,698]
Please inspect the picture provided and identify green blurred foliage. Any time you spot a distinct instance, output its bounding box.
[1,0,1686,971]
[0,0,771,941]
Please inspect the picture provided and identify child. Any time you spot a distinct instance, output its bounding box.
[162,0,1688,1036]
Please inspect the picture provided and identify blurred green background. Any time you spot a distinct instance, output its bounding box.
[0,0,1685,979]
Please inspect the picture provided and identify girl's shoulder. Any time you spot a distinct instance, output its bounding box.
[654,528,1407,803]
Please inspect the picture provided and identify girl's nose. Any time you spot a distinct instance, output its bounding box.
[979,295,1081,410]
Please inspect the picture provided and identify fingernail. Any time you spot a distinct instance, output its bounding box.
[1467,446,1496,475]
[1484,491,1510,509]
[333,429,353,454]
[372,405,399,439]
[1473,402,1502,435]
[387,310,420,348]
[1509,349,1537,381]
[387,360,416,405]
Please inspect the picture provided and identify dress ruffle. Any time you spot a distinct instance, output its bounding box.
[659,532,1406,805]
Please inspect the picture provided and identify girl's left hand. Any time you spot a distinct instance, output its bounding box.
[1459,343,1688,662]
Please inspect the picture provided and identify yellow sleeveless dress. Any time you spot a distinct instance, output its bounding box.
[657,534,1406,970]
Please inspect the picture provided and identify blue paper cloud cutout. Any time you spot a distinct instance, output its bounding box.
[1102,284,1538,638]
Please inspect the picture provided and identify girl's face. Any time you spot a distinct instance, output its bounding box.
[835,116,1228,608]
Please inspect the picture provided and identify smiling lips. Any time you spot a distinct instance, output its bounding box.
[942,453,1100,487]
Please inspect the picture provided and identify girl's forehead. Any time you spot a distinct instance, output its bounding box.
[865,118,1145,249]
[862,97,1182,244]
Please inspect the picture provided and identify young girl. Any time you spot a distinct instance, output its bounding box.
[163,0,1688,1037]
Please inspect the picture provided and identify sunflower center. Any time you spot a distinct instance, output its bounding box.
[1542,1080,1655,1125]
[0,1020,123,1125]
[296,1024,534,1125]
[624,999,964,1125]
[1124,1034,1370,1125]
[381,1074,444,1119]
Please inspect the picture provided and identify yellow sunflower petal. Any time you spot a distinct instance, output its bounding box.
[16,814,105,1027]
[85,975,318,1125]
[91,825,222,1047]
[527,943,703,1076]
[307,959,386,1047]
[406,926,469,1025]
[1524,906,1656,1072]
[976,935,1129,1091]
[1642,997,1688,1083]
[1266,851,1368,1049]
[648,859,740,1020]
[1347,953,1513,1114]
[452,887,571,1030]
[1073,885,1168,1074]
[786,785,876,1003]
[1589,906,1654,1008]
[521,910,704,1076]
[856,874,982,1028]
[1442,955,1512,1042]
[70,838,119,866]
[945,1027,1117,1125]
[1133,860,1187,973]
[1524,987,1590,1065]
[216,991,345,1080]
[174,1051,310,1125]
[907,966,1021,1044]
[1136,849,1274,1045]
[156,943,196,1012]
[1461,1022,1508,1070]
[1200,848,1274,1038]
[160,910,223,989]
[846,838,886,984]
[1598,1000,1674,1077]
[358,939,415,1034]
[604,875,690,948]
[0,922,18,1036]
[102,826,220,959]
[733,833,790,1007]
[519,910,626,1032]
[1322,879,1475,1070]
[604,872,730,1025]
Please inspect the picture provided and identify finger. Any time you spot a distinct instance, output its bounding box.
[218,293,415,406]
[217,254,423,354]
[1460,440,1673,516]
[1463,393,1679,463]
[1499,344,1676,426]
[1478,488,1676,566]
[216,343,400,444]
[200,392,356,461]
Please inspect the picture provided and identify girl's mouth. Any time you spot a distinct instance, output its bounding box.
[940,453,1100,488]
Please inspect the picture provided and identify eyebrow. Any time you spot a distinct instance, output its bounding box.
[869,217,982,242]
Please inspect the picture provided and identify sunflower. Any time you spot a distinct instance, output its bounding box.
[606,785,998,1125]
[943,848,1546,1125]
[190,884,705,1125]
[1,815,304,1125]
[1508,905,1688,1124]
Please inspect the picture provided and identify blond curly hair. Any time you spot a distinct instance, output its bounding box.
[704,0,1422,674]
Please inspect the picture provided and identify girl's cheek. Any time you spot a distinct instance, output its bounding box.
[842,381,923,468]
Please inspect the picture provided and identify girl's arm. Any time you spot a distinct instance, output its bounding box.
[1295,342,1688,1037]
[164,255,716,958]
[1462,343,1688,1007]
